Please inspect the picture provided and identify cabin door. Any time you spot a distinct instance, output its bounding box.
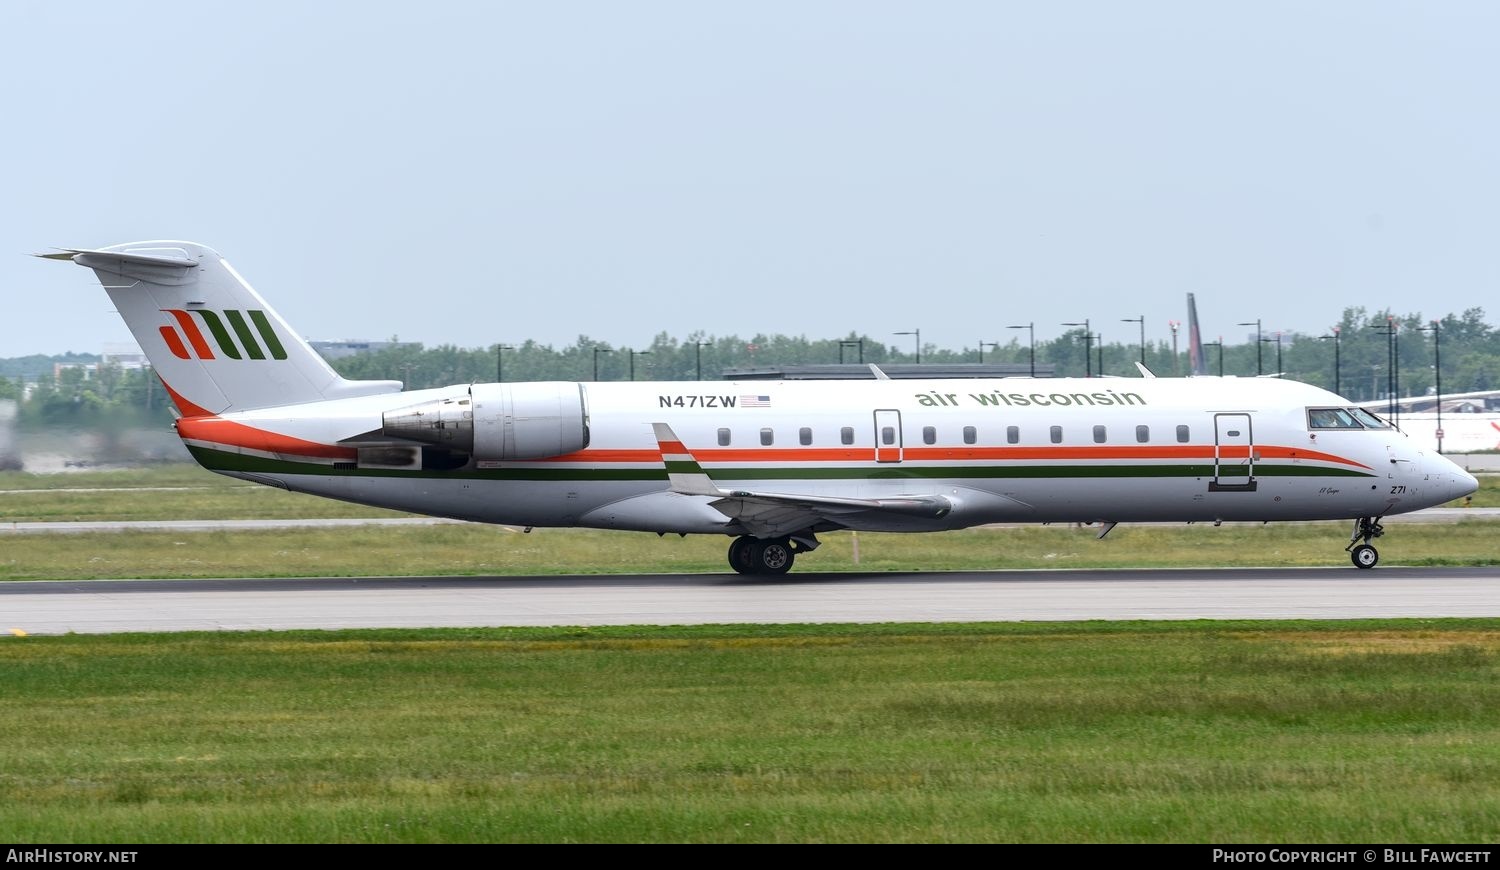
[874,409,903,463]
[1210,413,1257,491]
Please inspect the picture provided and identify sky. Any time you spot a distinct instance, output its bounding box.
[4,1,1499,359]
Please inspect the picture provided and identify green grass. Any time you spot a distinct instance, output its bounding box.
[1,464,1497,580]
[0,465,412,521]
[2,620,1498,842]
[2,520,1500,581]
[2,463,1496,522]
[5,465,1497,842]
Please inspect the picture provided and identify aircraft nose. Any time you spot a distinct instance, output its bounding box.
[1433,455,1479,504]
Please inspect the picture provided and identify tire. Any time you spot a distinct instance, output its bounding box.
[727,536,755,574]
[749,538,795,575]
[1350,544,1378,569]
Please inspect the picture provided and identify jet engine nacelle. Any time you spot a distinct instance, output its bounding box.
[381,382,589,460]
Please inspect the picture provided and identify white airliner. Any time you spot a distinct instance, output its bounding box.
[42,242,1478,572]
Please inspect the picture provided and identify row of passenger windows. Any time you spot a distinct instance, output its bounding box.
[715,424,1194,446]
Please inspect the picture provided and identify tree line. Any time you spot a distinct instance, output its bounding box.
[5,305,1497,430]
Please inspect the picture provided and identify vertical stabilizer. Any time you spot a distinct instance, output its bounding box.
[40,242,401,416]
[1186,292,1209,376]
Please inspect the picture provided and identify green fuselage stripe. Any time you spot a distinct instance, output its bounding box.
[188,445,1375,482]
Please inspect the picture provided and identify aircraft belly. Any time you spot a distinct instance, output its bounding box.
[243,467,1396,533]
[578,492,733,534]
[273,475,661,527]
[981,474,1389,524]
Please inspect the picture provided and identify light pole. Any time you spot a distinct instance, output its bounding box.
[1204,337,1224,376]
[1372,318,1397,424]
[1006,323,1035,376]
[1421,321,1442,452]
[894,330,920,364]
[1122,315,1145,367]
[1393,320,1400,428]
[1168,319,1180,375]
[495,344,514,383]
[1238,319,1263,375]
[694,341,710,381]
[839,339,864,364]
[629,349,651,381]
[1095,333,1104,377]
[592,346,612,381]
[978,341,998,364]
[1260,332,1283,377]
[1061,320,1091,377]
[1320,327,1342,396]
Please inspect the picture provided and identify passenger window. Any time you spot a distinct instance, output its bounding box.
[1007,426,1020,444]
[840,426,855,445]
[717,428,731,446]
[1176,425,1190,443]
[1136,425,1150,443]
[799,427,813,446]
[760,428,774,446]
[1050,425,1063,444]
[922,426,937,445]
[1093,425,1107,443]
[963,426,977,445]
[882,426,896,445]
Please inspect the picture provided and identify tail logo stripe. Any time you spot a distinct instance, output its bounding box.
[165,310,215,360]
[224,310,266,360]
[248,310,289,360]
[157,308,287,361]
[159,326,191,360]
[194,311,242,360]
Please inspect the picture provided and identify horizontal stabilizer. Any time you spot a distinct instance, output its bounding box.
[37,246,201,286]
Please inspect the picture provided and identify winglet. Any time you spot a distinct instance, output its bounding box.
[1134,362,1157,378]
[652,423,725,497]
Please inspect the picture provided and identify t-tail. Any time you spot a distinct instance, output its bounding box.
[1186,292,1209,376]
[39,241,401,416]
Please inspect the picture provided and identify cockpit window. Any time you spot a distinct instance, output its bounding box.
[1348,407,1391,429]
[1308,407,1362,429]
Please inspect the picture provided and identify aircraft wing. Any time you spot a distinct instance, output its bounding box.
[652,422,951,537]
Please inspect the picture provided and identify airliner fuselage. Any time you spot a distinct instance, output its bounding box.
[41,241,1478,574]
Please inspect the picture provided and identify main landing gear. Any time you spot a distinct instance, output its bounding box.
[1345,516,1385,569]
[728,535,812,576]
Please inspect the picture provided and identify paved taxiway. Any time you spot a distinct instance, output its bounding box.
[4,567,1498,635]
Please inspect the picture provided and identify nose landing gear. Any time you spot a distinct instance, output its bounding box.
[1345,516,1385,569]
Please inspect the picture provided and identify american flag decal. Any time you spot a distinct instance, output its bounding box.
[739,395,771,407]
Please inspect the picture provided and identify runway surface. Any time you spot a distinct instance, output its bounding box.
[4,567,1498,635]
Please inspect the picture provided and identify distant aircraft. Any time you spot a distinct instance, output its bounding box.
[1186,292,1209,376]
[41,242,1477,572]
